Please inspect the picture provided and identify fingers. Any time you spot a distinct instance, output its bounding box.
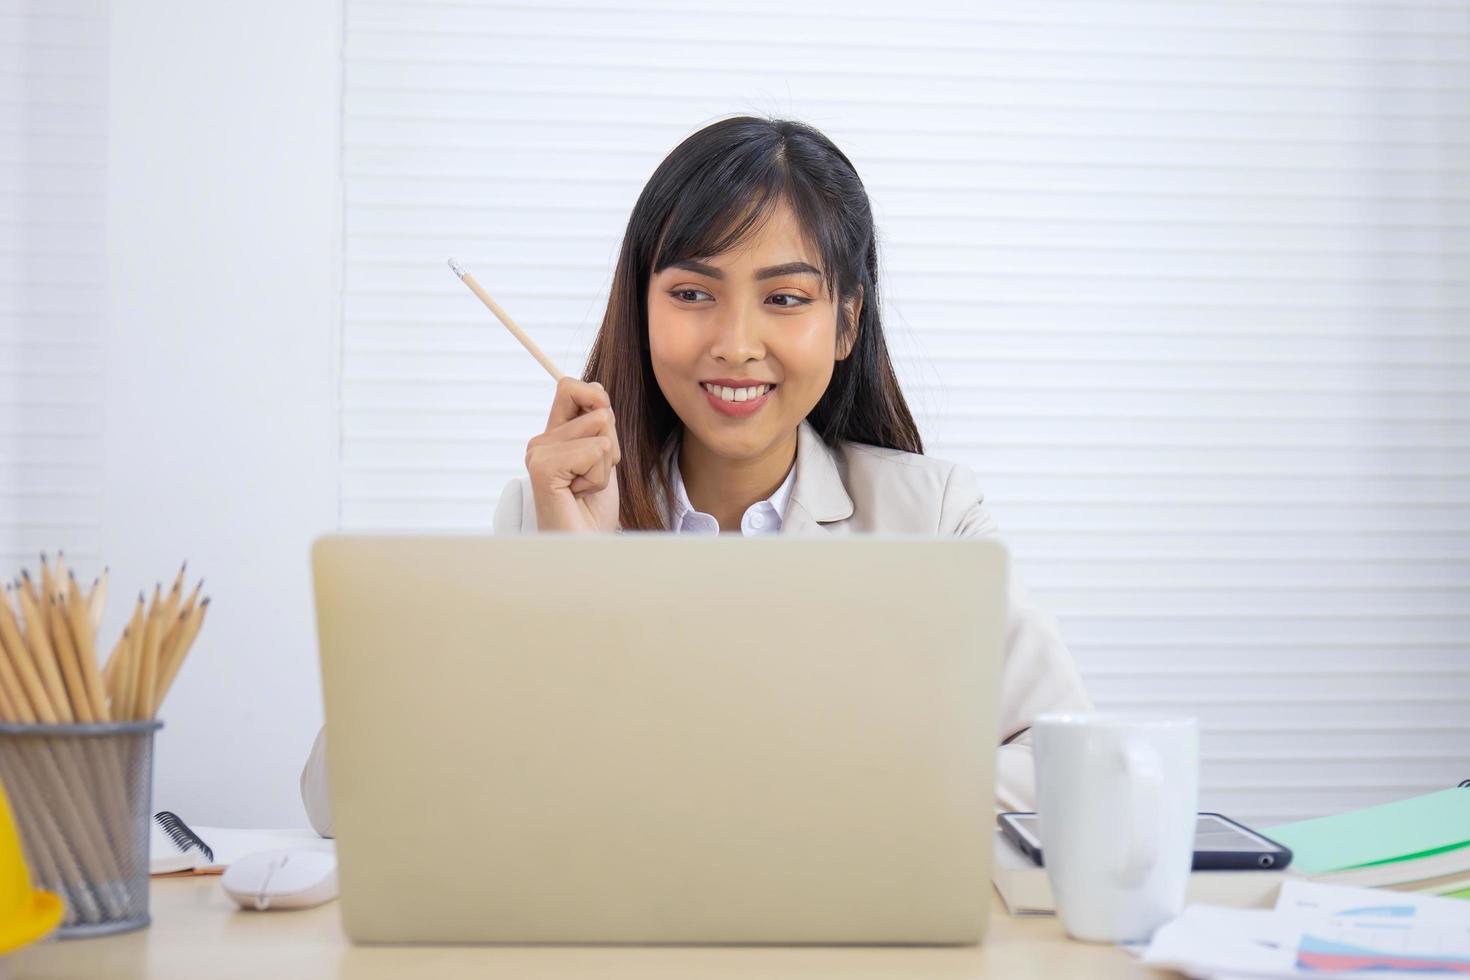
[528,406,621,466]
[547,377,611,429]
[567,443,615,497]
[528,378,621,505]
[526,436,617,496]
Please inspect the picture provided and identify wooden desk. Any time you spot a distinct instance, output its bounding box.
[13,878,1180,979]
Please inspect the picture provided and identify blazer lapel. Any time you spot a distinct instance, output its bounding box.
[780,420,854,536]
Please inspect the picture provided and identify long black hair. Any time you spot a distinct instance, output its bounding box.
[584,115,922,529]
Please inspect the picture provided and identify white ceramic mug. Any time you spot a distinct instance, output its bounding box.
[1032,713,1199,944]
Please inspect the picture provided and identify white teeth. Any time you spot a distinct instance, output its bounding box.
[702,383,771,403]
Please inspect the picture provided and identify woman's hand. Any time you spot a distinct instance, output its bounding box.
[525,377,621,533]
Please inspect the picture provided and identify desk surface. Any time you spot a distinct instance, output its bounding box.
[13,879,1179,979]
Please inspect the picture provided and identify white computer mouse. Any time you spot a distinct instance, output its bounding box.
[220,848,339,911]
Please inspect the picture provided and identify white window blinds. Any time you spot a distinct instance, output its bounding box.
[341,0,1470,826]
[0,1,107,568]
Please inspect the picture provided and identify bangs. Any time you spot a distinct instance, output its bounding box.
[650,160,848,302]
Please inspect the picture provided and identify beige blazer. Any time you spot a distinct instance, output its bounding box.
[300,419,1093,836]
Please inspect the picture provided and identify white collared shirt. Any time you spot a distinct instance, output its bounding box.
[668,450,796,536]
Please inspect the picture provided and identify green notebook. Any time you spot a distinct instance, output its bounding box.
[1261,787,1470,876]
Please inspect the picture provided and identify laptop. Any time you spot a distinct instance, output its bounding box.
[311,534,1008,945]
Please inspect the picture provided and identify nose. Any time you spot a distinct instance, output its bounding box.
[708,296,764,364]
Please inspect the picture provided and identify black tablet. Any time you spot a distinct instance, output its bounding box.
[997,811,1293,871]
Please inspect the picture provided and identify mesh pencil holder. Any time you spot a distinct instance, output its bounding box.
[0,720,162,938]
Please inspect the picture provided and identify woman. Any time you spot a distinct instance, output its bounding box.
[302,115,1091,836]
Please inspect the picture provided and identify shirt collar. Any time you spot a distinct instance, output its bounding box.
[667,438,796,533]
[659,419,853,533]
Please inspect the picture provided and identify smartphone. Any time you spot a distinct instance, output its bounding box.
[996,811,1293,871]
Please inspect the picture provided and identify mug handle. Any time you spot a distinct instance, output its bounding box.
[1117,736,1163,887]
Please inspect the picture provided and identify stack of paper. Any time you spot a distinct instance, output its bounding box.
[1261,788,1470,897]
[1140,879,1470,979]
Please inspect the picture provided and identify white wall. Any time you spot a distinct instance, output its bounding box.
[100,0,342,826]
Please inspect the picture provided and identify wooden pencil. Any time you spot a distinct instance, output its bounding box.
[15,569,40,611]
[118,594,146,721]
[0,630,84,922]
[0,619,123,918]
[85,568,108,634]
[0,771,83,924]
[56,576,131,857]
[0,746,101,923]
[45,596,93,722]
[449,258,566,380]
[13,587,103,879]
[0,587,52,724]
[155,597,209,709]
[0,596,36,723]
[135,585,164,721]
[38,554,56,605]
[52,552,68,592]
[65,574,109,721]
[0,670,16,719]
[13,742,125,917]
[165,562,186,613]
[155,582,201,686]
[101,629,127,706]
[11,587,70,723]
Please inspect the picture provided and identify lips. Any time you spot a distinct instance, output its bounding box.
[700,382,775,418]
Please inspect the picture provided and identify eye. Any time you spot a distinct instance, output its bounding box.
[768,293,812,309]
[670,288,713,304]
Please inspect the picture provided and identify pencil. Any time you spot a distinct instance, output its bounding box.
[20,742,126,916]
[118,594,146,721]
[0,745,104,923]
[448,258,566,381]
[0,598,123,918]
[0,775,83,922]
[65,575,109,721]
[46,595,93,723]
[52,552,69,597]
[155,597,209,709]
[38,553,55,604]
[47,583,132,874]
[168,561,186,602]
[135,585,164,720]
[14,585,73,723]
[0,587,53,723]
[101,629,127,704]
[15,569,39,610]
[86,568,109,634]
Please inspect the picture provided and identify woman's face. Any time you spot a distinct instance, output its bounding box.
[647,200,859,462]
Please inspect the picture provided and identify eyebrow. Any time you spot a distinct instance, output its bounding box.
[669,259,822,281]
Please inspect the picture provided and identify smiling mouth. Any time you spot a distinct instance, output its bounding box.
[699,382,775,403]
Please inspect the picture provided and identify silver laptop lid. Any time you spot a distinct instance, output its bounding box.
[313,535,1007,945]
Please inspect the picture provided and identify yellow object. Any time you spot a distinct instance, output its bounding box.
[0,776,63,954]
